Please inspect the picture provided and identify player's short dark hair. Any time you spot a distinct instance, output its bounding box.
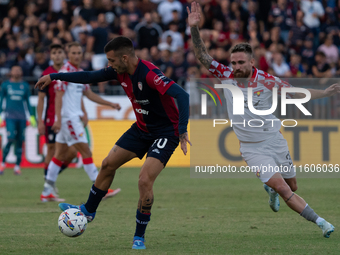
[230,43,253,59]
[49,43,64,51]
[104,36,134,56]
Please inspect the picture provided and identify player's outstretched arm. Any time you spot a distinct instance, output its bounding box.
[84,89,121,110]
[35,68,117,90]
[294,83,340,100]
[165,83,192,155]
[187,2,213,70]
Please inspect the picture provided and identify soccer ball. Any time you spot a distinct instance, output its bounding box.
[58,208,88,237]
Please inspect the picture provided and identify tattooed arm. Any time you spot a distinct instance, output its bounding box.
[187,2,213,70]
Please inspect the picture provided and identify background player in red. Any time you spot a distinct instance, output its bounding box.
[37,44,79,178]
[35,36,191,249]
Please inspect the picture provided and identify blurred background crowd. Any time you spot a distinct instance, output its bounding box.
[0,0,340,117]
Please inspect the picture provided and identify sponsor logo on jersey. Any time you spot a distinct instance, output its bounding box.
[254,89,263,97]
[138,82,143,90]
[134,99,150,105]
[135,108,149,115]
[121,82,128,87]
[154,75,164,85]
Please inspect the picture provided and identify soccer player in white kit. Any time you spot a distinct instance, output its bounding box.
[188,2,338,238]
[41,42,121,202]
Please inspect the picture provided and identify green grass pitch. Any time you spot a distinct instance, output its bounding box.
[0,167,339,254]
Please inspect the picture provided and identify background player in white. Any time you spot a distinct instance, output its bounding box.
[41,42,121,202]
[188,2,338,238]
[37,43,81,180]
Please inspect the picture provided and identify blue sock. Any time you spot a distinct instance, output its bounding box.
[134,210,151,238]
[84,184,107,213]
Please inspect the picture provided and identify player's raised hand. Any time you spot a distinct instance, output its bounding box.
[110,103,121,111]
[187,2,201,27]
[324,83,340,97]
[179,132,192,156]
[35,75,52,90]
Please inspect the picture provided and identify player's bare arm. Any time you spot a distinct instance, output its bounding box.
[293,83,340,99]
[52,90,64,133]
[80,98,88,127]
[83,89,121,110]
[37,91,46,135]
[187,2,213,70]
[35,75,52,90]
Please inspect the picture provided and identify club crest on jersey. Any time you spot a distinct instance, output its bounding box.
[79,132,84,137]
[138,82,143,91]
[254,89,264,97]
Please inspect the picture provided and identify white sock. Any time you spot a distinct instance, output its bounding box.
[83,158,98,182]
[316,217,325,225]
[46,157,62,183]
[42,182,54,196]
[14,165,20,171]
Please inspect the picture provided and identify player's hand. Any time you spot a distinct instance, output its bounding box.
[187,2,201,27]
[110,103,121,111]
[324,83,340,97]
[38,121,45,135]
[29,116,37,128]
[81,114,88,127]
[52,120,61,133]
[35,75,52,90]
[179,132,192,156]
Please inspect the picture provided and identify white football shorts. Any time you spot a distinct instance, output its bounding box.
[239,132,296,183]
[55,118,88,146]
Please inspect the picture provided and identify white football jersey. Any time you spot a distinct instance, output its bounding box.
[55,61,89,119]
[209,60,294,142]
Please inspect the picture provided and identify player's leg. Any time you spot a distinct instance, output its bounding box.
[132,157,164,249]
[59,124,144,220]
[71,142,98,182]
[59,145,136,221]
[132,135,179,249]
[0,119,16,173]
[58,145,77,174]
[41,141,68,202]
[13,119,27,175]
[265,173,334,237]
[284,177,298,192]
[240,141,281,212]
[43,126,56,178]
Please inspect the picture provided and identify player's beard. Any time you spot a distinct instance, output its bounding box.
[234,69,251,78]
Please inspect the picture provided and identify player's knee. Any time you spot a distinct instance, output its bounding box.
[138,175,152,190]
[274,184,291,199]
[101,157,116,174]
